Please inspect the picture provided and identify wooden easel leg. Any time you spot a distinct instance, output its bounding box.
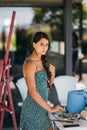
[7,83,18,130]
[11,112,18,130]
[0,110,5,130]
[0,87,7,130]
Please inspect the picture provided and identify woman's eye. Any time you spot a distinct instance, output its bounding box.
[40,43,48,46]
[40,43,43,46]
[46,44,49,46]
[40,43,45,46]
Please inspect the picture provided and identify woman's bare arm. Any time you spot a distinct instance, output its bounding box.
[23,62,63,113]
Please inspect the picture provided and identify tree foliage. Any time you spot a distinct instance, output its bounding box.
[33,7,63,26]
[33,4,87,40]
[33,7,63,41]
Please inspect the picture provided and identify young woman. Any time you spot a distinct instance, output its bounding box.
[20,31,63,130]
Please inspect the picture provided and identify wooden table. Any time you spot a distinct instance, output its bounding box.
[49,112,87,130]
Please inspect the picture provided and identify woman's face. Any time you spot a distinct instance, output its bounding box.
[33,38,49,55]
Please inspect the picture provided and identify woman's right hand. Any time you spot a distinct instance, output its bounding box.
[50,105,64,113]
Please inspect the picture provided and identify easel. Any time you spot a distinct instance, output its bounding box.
[0,11,18,130]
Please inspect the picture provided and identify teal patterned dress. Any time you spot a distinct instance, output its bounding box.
[20,59,51,130]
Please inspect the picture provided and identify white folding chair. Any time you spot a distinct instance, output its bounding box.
[16,77,28,106]
[53,75,78,107]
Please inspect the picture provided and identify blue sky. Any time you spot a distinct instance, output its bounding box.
[0,7,34,32]
[83,0,87,4]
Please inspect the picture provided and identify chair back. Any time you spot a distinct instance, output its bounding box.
[16,77,28,101]
[53,75,78,106]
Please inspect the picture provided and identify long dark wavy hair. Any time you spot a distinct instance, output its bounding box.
[32,31,51,80]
